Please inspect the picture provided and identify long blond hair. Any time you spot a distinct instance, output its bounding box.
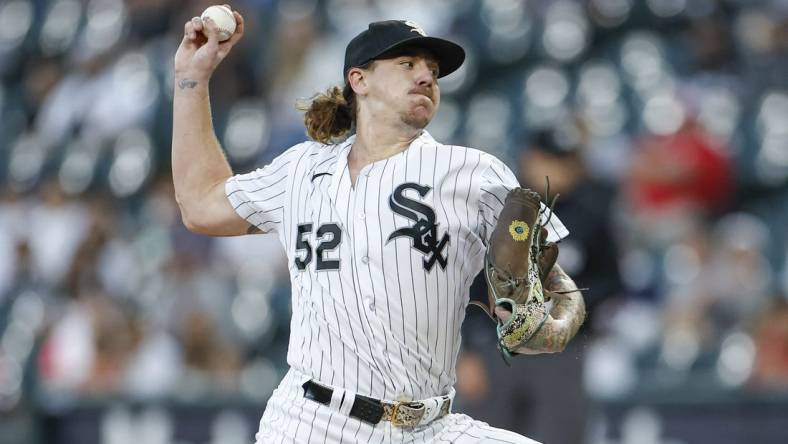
[298,83,356,144]
[298,61,375,144]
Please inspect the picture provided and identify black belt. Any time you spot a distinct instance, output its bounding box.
[302,380,385,424]
[301,380,451,427]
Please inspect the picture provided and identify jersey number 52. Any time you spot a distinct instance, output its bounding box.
[294,223,342,271]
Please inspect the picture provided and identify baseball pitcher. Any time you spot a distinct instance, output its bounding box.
[173,8,585,443]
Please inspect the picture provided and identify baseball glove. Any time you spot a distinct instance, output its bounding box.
[471,187,559,361]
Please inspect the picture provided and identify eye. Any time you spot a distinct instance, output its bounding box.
[400,60,414,68]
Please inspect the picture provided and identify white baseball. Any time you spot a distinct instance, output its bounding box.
[200,5,236,42]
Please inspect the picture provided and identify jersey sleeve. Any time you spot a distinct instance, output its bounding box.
[477,154,569,246]
[225,143,305,234]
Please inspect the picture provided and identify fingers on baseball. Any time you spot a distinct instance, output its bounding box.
[183,19,210,48]
[185,17,205,38]
[234,11,245,33]
[201,16,222,45]
[213,11,243,53]
[183,21,195,41]
[222,3,242,27]
[192,16,203,29]
[222,11,245,46]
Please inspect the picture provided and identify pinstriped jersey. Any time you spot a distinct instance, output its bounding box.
[225,130,568,402]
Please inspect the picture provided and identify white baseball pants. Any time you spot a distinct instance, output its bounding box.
[255,368,540,443]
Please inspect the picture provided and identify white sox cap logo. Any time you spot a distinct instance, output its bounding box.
[403,20,427,36]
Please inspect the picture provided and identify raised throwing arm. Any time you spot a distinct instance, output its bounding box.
[172,6,252,236]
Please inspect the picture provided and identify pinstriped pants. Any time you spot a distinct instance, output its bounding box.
[256,368,540,444]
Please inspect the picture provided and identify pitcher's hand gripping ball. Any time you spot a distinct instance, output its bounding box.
[201,5,236,41]
[471,188,559,361]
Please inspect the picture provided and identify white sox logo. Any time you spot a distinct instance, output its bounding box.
[387,183,449,271]
[403,20,427,36]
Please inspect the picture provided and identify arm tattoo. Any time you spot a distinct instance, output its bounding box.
[516,264,586,353]
[545,264,578,293]
[178,79,198,90]
[247,224,263,235]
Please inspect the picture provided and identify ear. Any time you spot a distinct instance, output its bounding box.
[347,67,369,96]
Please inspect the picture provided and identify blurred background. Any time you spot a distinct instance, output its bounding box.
[0,0,787,443]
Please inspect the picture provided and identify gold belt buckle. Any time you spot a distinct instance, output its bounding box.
[390,402,405,427]
[390,401,424,428]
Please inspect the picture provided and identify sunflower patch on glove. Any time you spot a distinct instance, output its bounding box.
[472,188,559,361]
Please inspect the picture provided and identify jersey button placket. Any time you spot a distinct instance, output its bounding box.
[355,176,374,315]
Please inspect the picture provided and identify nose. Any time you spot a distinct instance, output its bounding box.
[413,60,435,87]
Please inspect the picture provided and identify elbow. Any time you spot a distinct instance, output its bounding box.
[180,213,203,234]
[175,194,243,237]
[175,197,210,235]
[179,208,204,234]
[178,208,218,235]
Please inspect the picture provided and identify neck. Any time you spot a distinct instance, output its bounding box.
[346,114,422,186]
[352,114,422,163]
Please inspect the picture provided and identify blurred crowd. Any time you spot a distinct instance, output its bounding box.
[1,0,788,442]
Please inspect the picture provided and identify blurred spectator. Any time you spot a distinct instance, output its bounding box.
[654,212,774,374]
[34,50,123,146]
[28,181,91,289]
[520,122,622,314]
[80,293,143,396]
[37,288,128,396]
[687,15,736,71]
[62,196,116,297]
[707,213,774,330]
[751,299,788,390]
[20,55,65,123]
[626,118,733,222]
[0,238,34,306]
[176,309,241,396]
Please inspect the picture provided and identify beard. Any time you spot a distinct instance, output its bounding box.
[399,97,436,129]
[399,109,432,129]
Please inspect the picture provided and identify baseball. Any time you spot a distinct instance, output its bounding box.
[200,5,236,41]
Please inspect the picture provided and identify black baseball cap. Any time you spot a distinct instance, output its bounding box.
[343,20,465,80]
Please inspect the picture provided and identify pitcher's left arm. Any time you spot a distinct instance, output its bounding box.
[508,264,585,354]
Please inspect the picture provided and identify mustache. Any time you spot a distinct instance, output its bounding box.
[408,86,434,100]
